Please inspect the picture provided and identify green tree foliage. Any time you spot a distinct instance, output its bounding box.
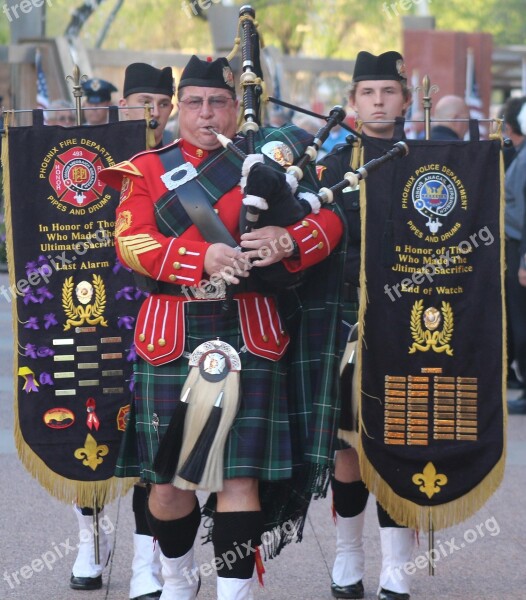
[32,0,526,56]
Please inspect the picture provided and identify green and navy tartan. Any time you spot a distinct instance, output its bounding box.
[116,300,289,483]
[116,123,347,550]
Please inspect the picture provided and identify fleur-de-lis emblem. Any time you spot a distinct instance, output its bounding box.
[74,433,109,471]
[412,462,448,499]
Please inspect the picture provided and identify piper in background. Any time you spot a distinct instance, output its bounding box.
[318,50,415,600]
[71,64,174,600]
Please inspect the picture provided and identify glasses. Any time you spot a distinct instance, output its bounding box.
[179,96,234,111]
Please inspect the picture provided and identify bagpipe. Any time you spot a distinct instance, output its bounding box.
[152,5,410,494]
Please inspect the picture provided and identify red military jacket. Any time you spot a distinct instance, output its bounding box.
[100,138,343,365]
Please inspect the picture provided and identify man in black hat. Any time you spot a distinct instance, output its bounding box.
[99,53,345,600]
[119,63,174,148]
[81,77,117,125]
[70,64,175,600]
[318,51,415,600]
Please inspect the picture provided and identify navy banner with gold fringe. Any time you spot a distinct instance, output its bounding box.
[357,137,505,531]
[3,116,147,506]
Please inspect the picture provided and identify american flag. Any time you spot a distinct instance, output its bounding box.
[465,47,484,120]
[35,48,49,109]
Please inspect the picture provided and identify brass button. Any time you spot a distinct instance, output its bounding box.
[173,262,181,270]
[196,148,204,158]
[262,335,269,342]
[147,343,154,352]
[178,247,187,256]
[317,242,324,250]
[312,229,319,238]
[169,274,177,282]
[139,333,146,342]
[158,338,166,347]
[301,220,309,227]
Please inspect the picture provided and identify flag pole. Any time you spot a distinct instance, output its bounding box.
[421,74,438,141]
[66,64,87,127]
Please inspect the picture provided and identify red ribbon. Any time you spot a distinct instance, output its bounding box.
[86,398,100,431]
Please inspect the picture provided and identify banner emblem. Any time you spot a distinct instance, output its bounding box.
[412,171,458,233]
[62,275,108,330]
[409,300,454,355]
[46,146,107,208]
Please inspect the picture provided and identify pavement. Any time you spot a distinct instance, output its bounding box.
[1,269,525,600]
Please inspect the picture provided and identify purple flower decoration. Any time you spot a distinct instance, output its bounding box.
[118,316,135,330]
[129,372,135,392]
[37,255,50,268]
[25,260,39,276]
[112,259,123,275]
[116,286,135,301]
[126,345,137,362]
[25,344,38,359]
[135,288,147,300]
[37,347,55,358]
[24,317,39,330]
[43,313,58,329]
[39,372,54,386]
[22,291,39,305]
[36,287,54,303]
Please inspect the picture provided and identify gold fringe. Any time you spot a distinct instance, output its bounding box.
[4,123,135,507]
[359,449,505,532]
[357,140,507,531]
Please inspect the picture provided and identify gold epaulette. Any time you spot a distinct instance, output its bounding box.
[99,160,144,190]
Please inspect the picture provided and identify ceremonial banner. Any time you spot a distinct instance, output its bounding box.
[4,116,147,506]
[358,137,505,530]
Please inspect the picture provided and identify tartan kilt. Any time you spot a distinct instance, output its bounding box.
[115,298,290,484]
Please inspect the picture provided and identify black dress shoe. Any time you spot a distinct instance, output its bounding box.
[331,580,364,599]
[377,588,410,600]
[69,574,102,590]
[131,592,162,600]
[507,396,526,414]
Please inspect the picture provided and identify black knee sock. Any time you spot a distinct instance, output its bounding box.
[132,484,153,536]
[212,511,265,579]
[79,505,103,516]
[332,478,369,518]
[377,502,404,528]
[145,499,200,558]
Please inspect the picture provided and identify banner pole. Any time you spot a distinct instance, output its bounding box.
[66,64,87,127]
[421,74,438,141]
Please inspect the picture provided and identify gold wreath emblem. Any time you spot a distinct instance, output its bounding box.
[408,299,453,355]
[62,274,108,331]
